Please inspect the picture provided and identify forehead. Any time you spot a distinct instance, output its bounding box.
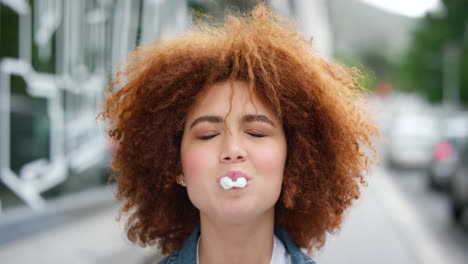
[188,80,273,117]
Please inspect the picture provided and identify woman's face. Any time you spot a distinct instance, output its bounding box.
[180,80,287,224]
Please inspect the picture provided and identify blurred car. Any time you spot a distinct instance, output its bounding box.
[450,140,468,225]
[387,113,439,169]
[427,115,468,190]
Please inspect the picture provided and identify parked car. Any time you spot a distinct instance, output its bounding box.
[450,140,468,225]
[427,115,468,190]
[387,113,439,169]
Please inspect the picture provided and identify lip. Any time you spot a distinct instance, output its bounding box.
[218,170,251,189]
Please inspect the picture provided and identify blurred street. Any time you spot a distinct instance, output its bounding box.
[388,167,468,263]
[1,164,467,264]
[0,186,163,264]
[315,165,468,264]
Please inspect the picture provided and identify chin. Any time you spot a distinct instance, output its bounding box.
[216,214,258,225]
[216,204,274,224]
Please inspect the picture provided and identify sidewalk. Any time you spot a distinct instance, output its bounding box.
[0,187,162,264]
[314,166,454,264]
[314,166,417,263]
[0,205,161,264]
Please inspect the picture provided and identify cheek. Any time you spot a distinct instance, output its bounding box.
[181,144,215,179]
[260,141,287,166]
[254,141,287,181]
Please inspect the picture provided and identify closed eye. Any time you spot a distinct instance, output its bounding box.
[198,134,218,140]
[197,132,265,139]
[247,132,266,138]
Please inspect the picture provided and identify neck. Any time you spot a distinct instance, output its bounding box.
[198,210,275,264]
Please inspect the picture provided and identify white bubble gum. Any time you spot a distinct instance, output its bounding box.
[220,176,247,190]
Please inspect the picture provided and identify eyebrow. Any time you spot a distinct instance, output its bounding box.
[189,114,276,129]
[242,114,276,127]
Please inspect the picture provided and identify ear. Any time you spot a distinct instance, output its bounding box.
[176,174,186,187]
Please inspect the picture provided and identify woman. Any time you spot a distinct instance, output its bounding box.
[100,4,379,264]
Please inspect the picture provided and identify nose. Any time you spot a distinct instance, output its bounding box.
[219,133,247,163]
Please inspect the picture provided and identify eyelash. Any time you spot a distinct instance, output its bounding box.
[248,132,266,138]
[197,132,266,140]
[198,134,217,140]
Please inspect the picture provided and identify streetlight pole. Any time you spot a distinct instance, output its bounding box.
[442,41,460,110]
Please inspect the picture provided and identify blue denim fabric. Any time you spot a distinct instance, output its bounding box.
[156,225,317,264]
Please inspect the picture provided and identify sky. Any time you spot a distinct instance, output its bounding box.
[360,0,441,17]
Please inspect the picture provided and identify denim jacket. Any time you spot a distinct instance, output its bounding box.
[156,225,317,264]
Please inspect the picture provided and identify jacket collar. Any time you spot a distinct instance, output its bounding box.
[274,225,317,264]
[175,225,199,264]
[173,225,316,264]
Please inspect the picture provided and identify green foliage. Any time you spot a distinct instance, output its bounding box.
[188,0,208,14]
[399,0,468,106]
[335,52,383,92]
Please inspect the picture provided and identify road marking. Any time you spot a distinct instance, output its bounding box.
[371,166,448,264]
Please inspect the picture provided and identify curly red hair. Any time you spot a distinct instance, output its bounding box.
[99,4,379,256]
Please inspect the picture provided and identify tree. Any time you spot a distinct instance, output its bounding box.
[399,0,468,106]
